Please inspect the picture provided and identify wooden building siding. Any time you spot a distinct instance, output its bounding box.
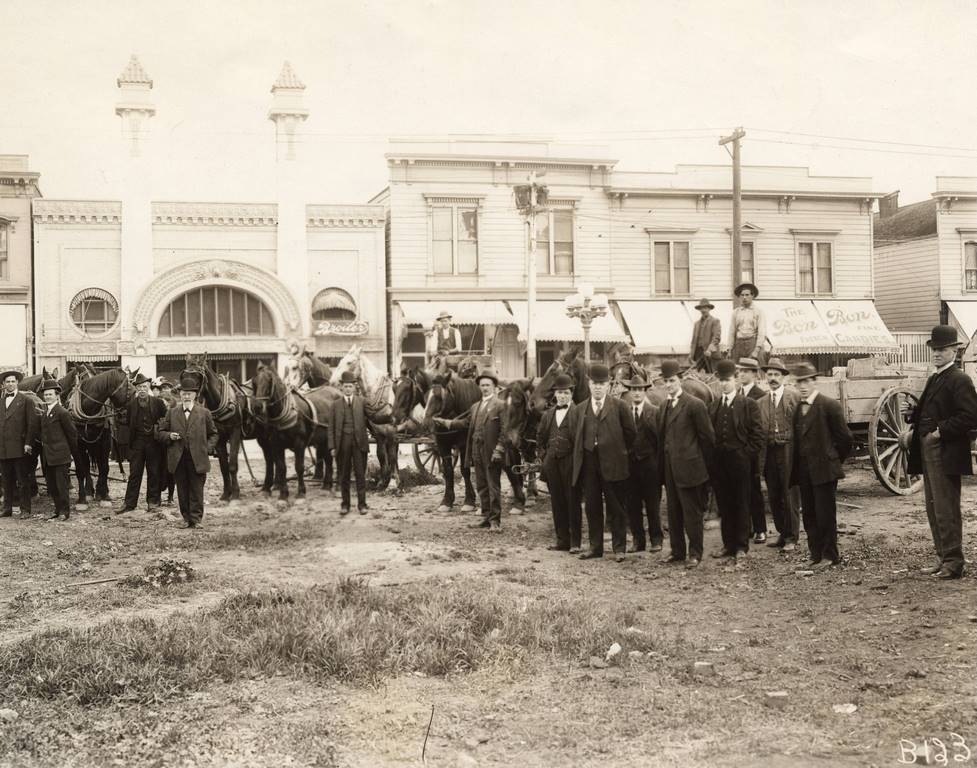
[873,237,940,332]
[935,199,977,300]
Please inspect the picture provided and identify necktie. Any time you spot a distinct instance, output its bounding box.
[184,408,191,418]
[633,406,640,420]
[800,401,810,417]
[594,400,603,415]
[555,405,568,411]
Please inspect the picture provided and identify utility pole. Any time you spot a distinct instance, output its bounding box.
[515,172,547,378]
[719,127,745,289]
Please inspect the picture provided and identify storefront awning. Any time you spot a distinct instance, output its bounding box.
[508,301,629,343]
[814,300,898,352]
[396,300,515,327]
[947,301,977,339]
[760,300,837,354]
[617,301,694,354]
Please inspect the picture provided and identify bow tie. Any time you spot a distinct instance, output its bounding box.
[555,405,569,411]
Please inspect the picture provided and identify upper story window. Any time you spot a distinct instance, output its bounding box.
[739,242,756,285]
[653,241,691,296]
[536,209,574,275]
[0,222,8,280]
[69,288,119,335]
[432,206,478,275]
[797,242,833,295]
[158,286,274,337]
[965,241,977,291]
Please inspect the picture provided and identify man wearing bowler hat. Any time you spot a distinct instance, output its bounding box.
[728,283,767,365]
[759,357,801,551]
[157,370,218,529]
[0,368,39,519]
[907,325,977,579]
[330,370,370,515]
[790,362,853,568]
[121,372,167,514]
[38,377,77,521]
[689,298,722,373]
[622,375,663,553]
[657,359,715,568]
[536,373,580,551]
[567,363,635,561]
[737,357,769,543]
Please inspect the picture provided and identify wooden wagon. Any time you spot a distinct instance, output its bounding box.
[813,357,929,495]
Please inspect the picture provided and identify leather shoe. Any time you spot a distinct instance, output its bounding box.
[919,564,942,575]
[934,568,962,580]
[468,520,491,529]
[578,551,603,560]
[665,554,686,563]
[685,558,700,569]
[488,524,502,534]
[357,506,368,515]
[627,545,645,554]
[753,532,767,544]
[615,553,626,563]
[782,542,797,552]
[547,544,570,552]
[649,542,663,552]
[568,547,582,554]
[710,549,734,559]
[767,537,785,548]
[340,506,351,516]
[179,521,193,529]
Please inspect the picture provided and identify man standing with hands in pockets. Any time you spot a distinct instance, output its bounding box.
[330,370,370,516]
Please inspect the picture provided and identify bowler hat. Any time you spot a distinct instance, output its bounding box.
[437,310,453,321]
[476,369,499,385]
[552,373,573,391]
[132,373,152,387]
[179,372,203,392]
[588,363,610,383]
[623,375,650,389]
[735,357,760,371]
[734,282,759,298]
[339,371,357,384]
[694,298,715,310]
[659,360,681,379]
[761,357,790,375]
[39,377,61,393]
[926,324,963,349]
[715,359,737,379]
[0,369,23,383]
[790,362,819,382]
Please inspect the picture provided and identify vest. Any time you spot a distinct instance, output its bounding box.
[716,400,736,449]
[765,391,791,445]
[437,327,456,352]
[549,410,573,459]
[342,398,354,434]
[583,403,600,452]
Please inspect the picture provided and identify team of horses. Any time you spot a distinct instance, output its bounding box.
[7,347,719,512]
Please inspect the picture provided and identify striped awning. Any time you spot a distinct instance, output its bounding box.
[507,301,629,343]
[397,300,516,327]
[157,352,272,362]
[312,288,357,315]
[69,287,118,312]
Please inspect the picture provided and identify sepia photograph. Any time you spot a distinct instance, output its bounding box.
[0,1,975,766]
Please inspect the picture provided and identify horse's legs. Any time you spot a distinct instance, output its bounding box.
[228,430,241,500]
[437,436,456,510]
[276,447,289,502]
[95,435,111,501]
[313,453,324,480]
[294,439,307,499]
[258,438,274,497]
[459,441,476,510]
[215,438,231,501]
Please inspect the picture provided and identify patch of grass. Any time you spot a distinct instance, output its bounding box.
[0,577,669,706]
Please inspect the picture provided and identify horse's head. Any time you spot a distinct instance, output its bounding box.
[503,378,533,449]
[330,345,361,387]
[534,358,567,410]
[423,369,453,429]
[456,356,478,379]
[106,368,135,409]
[253,362,277,418]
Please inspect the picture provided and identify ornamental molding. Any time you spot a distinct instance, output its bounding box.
[152,202,277,227]
[421,193,486,207]
[306,204,385,228]
[131,259,302,340]
[33,201,122,224]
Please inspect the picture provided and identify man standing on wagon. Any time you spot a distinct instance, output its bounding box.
[728,283,766,366]
[908,325,977,580]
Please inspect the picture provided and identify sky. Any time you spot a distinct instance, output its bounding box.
[4,0,977,206]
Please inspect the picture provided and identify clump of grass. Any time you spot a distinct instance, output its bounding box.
[0,577,667,706]
[118,558,196,589]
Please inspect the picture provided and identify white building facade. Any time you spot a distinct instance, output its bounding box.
[0,155,40,373]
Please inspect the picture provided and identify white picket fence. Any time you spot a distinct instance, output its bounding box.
[888,333,932,365]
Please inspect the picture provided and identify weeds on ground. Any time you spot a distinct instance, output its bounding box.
[118,558,196,589]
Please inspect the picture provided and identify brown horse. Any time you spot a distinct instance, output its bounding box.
[533,348,590,410]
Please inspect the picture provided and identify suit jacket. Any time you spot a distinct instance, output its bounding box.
[690,315,722,358]
[790,394,853,486]
[537,406,573,464]
[0,391,40,460]
[568,395,635,485]
[708,393,763,456]
[908,365,977,476]
[40,403,78,466]
[657,392,715,488]
[447,395,506,468]
[628,402,661,463]
[127,395,167,439]
[157,403,218,474]
[330,395,369,453]
[741,383,767,401]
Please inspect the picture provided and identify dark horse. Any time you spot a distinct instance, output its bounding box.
[251,363,336,502]
[422,368,479,513]
[183,354,245,502]
[64,368,133,509]
[500,377,539,506]
[534,348,590,410]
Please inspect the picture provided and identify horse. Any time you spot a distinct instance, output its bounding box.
[420,367,479,512]
[500,377,538,506]
[286,351,333,390]
[183,354,245,502]
[64,368,134,509]
[533,348,590,410]
[330,344,400,492]
[251,362,335,502]
[393,367,432,436]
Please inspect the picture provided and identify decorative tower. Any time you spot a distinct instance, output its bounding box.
[269,62,310,346]
[115,55,156,374]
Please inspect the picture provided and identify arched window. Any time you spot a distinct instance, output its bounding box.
[158,287,275,337]
[70,288,119,335]
[311,287,356,322]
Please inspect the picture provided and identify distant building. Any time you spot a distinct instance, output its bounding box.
[33,57,386,380]
[0,155,40,373]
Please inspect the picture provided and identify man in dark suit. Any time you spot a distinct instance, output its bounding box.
[907,325,977,580]
[689,298,722,373]
[658,359,715,568]
[567,363,635,562]
[790,362,853,568]
[736,357,769,543]
[157,372,218,529]
[622,375,662,553]
[0,369,39,518]
[709,360,763,560]
[330,370,370,515]
[537,373,579,552]
[121,373,167,514]
[38,378,77,521]
[435,369,507,531]
[759,358,801,551]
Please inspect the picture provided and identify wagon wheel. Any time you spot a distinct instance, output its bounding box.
[869,386,923,495]
[413,442,443,478]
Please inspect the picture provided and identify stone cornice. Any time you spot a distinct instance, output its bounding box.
[152,202,277,226]
[33,200,122,224]
[306,205,385,228]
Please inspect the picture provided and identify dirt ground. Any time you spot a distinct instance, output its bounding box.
[0,448,974,768]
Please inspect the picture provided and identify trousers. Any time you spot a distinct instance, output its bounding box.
[579,449,627,555]
[336,433,367,509]
[544,454,578,549]
[174,450,206,525]
[796,464,839,563]
[921,433,964,574]
[45,463,71,516]
[712,447,752,554]
[124,436,162,509]
[626,454,662,549]
[664,461,707,561]
[1,456,33,513]
[764,443,799,543]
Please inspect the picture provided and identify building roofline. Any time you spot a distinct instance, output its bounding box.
[606,187,882,200]
[385,152,617,167]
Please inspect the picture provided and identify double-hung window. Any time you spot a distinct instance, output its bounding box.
[430,204,479,275]
[652,241,691,296]
[536,209,574,275]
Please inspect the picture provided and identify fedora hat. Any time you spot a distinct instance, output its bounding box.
[588,363,610,383]
[552,373,574,391]
[623,375,650,389]
[735,357,760,371]
[715,359,737,378]
[476,368,499,385]
[659,360,681,379]
[0,369,23,383]
[132,373,152,387]
[926,324,963,349]
[761,357,790,375]
[694,298,715,310]
[790,362,819,382]
[339,370,357,384]
[39,377,61,393]
[734,282,759,298]
[179,371,203,392]
[436,310,453,321]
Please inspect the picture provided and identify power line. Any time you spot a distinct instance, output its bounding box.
[748,137,977,161]
[749,127,977,154]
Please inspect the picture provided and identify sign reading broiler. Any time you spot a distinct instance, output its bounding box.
[314,319,370,337]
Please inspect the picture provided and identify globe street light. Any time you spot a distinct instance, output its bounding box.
[564,284,608,365]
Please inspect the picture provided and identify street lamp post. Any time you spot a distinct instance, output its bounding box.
[564,284,608,366]
[514,173,548,377]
